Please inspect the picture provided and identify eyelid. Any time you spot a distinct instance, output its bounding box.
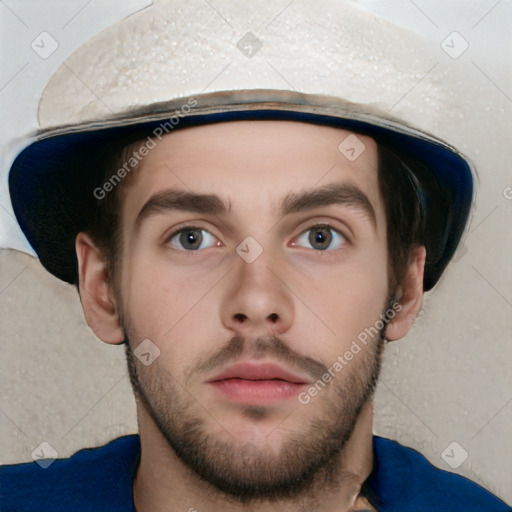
[292,217,352,243]
[163,223,222,247]
[291,223,348,251]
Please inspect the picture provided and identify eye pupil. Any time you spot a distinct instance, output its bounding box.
[309,226,332,250]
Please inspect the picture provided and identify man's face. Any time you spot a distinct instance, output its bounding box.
[116,120,390,499]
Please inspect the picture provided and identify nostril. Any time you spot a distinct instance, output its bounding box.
[268,313,278,323]
[234,313,246,322]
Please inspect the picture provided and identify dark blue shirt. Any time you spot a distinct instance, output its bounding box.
[0,435,509,511]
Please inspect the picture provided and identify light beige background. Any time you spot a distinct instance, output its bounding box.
[0,0,511,505]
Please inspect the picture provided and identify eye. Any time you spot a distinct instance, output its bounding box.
[167,226,218,251]
[292,224,346,251]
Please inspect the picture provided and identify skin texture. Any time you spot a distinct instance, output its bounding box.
[76,121,425,512]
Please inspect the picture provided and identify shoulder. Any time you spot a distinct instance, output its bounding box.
[0,435,140,512]
[367,436,511,512]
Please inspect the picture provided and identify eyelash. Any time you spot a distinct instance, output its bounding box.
[165,224,348,253]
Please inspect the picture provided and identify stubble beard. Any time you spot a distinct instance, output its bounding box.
[122,317,386,504]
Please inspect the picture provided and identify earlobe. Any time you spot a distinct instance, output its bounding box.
[76,232,125,344]
[386,245,426,342]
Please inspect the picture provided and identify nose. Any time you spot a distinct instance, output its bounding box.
[220,254,294,337]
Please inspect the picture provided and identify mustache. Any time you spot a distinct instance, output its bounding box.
[190,334,329,382]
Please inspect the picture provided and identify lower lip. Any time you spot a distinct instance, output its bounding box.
[209,379,306,405]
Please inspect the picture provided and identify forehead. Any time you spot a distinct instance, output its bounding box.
[122,120,383,227]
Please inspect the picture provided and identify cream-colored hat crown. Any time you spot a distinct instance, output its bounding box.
[40,0,450,135]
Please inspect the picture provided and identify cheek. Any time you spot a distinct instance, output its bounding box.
[294,248,389,357]
[120,252,221,349]
[120,254,177,338]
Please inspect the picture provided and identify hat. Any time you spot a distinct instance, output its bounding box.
[7,0,475,290]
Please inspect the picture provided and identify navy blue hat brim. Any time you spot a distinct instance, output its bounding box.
[8,109,473,290]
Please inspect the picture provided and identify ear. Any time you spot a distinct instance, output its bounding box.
[76,232,125,344]
[385,245,426,342]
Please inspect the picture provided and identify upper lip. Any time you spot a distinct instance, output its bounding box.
[208,361,309,384]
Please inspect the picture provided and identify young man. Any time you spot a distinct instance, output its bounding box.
[1,1,510,511]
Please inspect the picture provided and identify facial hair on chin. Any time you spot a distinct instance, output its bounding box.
[123,320,386,504]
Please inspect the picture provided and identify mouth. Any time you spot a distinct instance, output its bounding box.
[207,361,309,405]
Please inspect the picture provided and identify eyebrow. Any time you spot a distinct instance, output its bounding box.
[135,190,227,230]
[280,183,376,227]
[134,183,376,230]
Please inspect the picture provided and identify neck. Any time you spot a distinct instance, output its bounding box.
[133,400,375,512]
